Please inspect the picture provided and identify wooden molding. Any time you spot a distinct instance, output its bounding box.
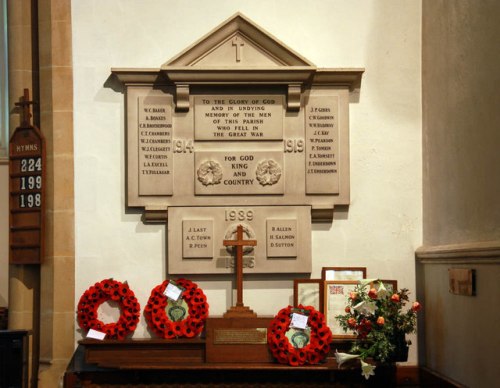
[416,240,500,264]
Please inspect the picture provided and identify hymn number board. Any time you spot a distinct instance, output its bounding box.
[9,89,45,264]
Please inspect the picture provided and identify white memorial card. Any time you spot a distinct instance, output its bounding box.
[290,312,309,330]
[164,282,183,301]
[86,328,106,340]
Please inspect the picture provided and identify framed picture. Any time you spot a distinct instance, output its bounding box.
[324,280,358,339]
[376,279,398,294]
[293,279,324,312]
[321,267,366,281]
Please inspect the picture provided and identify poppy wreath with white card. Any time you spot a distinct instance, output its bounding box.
[145,278,209,339]
[77,278,141,340]
[267,305,332,366]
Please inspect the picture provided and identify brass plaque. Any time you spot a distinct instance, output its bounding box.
[214,328,267,344]
[449,268,475,296]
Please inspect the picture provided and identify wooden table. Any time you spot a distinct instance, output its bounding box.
[63,339,403,387]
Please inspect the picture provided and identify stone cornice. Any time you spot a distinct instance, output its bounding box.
[111,67,364,90]
[416,240,500,264]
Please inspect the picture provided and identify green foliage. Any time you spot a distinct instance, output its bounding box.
[335,281,419,363]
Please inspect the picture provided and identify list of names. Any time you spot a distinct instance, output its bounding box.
[305,96,339,194]
[138,95,173,195]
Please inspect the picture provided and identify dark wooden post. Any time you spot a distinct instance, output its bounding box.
[223,224,257,317]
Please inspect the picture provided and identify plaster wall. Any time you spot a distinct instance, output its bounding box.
[421,1,500,386]
[422,0,500,246]
[72,0,422,362]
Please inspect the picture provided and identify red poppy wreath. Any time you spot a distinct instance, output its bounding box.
[145,278,209,339]
[77,279,141,340]
[267,305,332,366]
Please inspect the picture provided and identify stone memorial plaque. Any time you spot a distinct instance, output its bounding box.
[137,95,173,195]
[195,151,284,195]
[266,219,298,258]
[305,95,339,194]
[194,96,283,140]
[115,14,362,220]
[182,220,214,258]
[168,206,311,274]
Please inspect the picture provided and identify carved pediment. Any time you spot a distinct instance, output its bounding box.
[163,13,314,68]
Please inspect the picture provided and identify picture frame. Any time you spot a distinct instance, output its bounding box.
[376,279,398,294]
[321,267,367,281]
[323,280,359,339]
[293,279,324,312]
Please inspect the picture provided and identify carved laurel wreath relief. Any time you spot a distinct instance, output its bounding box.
[197,161,223,186]
[255,159,282,186]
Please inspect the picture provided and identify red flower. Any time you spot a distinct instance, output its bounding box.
[368,288,378,299]
[412,301,422,312]
[376,316,385,326]
[348,317,357,328]
[391,293,400,302]
[307,352,321,364]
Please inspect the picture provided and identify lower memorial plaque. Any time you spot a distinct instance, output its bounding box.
[214,328,267,345]
[168,206,312,274]
[205,317,274,363]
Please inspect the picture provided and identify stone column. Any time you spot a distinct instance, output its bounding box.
[7,0,38,385]
[37,1,75,387]
[7,0,75,386]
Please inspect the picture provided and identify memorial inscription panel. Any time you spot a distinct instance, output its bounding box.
[182,220,213,258]
[168,206,311,274]
[305,95,339,194]
[137,95,173,195]
[266,219,297,258]
[194,96,283,140]
[195,151,284,195]
[124,86,352,214]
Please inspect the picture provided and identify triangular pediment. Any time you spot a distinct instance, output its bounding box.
[162,13,314,68]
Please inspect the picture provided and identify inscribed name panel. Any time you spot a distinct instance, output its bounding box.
[266,219,298,258]
[182,219,214,258]
[305,96,339,194]
[138,95,173,195]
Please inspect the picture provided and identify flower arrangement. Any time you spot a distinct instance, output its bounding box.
[335,280,421,379]
[77,279,141,340]
[267,305,332,366]
[144,278,208,339]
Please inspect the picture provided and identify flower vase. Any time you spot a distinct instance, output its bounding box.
[389,331,409,362]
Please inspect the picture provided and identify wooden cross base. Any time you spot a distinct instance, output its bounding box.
[223,304,257,318]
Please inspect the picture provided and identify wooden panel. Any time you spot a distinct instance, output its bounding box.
[81,339,205,368]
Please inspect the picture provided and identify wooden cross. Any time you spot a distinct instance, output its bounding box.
[223,224,257,318]
[231,36,244,63]
[15,89,35,127]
